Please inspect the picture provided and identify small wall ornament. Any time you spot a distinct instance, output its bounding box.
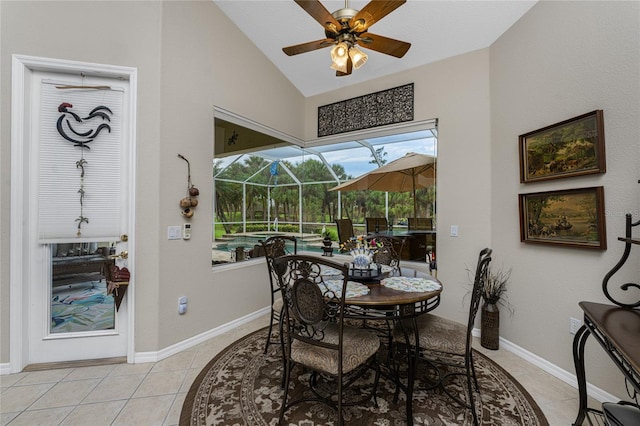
[178,154,199,218]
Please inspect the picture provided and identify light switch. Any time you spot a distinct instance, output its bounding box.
[168,225,182,240]
[450,225,459,237]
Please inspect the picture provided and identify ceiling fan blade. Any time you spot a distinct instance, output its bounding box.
[358,32,411,58]
[283,38,335,56]
[294,0,343,35]
[336,56,353,77]
[350,0,406,32]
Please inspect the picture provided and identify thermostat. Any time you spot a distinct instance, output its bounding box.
[183,223,191,240]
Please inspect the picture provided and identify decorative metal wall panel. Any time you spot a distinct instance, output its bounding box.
[318,83,414,137]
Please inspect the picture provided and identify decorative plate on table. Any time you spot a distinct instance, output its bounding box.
[320,280,370,298]
[381,276,442,292]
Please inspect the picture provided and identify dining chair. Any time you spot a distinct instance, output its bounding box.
[335,218,355,244]
[393,247,492,425]
[276,254,381,426]
[366,217,388,234]
[260,235,297,355]
[408,217,433,231]
[367,235,403,270]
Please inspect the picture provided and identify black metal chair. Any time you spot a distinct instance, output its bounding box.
[335,218,354,244]
[260,235,297,354]
[393,247,492,425]
[277,255,381,426]
[367,235,404,271]
[366,217,388,234]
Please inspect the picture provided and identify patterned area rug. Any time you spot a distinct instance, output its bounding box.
[181,327,548,425]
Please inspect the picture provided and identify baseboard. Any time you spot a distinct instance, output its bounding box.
[134,306,270,364]
[1,307,270,373]
[472,327,618,403]
[0,311,621,406]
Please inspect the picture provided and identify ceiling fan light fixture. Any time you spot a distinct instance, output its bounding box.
[331,42,349,62]
[349,45,368,69]
[330,42,349,72]
[330,58,348,73]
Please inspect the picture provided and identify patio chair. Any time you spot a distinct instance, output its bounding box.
[408,217,433,231]
[277,255,381,426]
[366,217,388,234]
[335,218,355,244]
[393,247,492,426]
[260,235,297,355]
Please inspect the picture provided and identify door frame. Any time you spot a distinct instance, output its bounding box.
[10,55,138,373]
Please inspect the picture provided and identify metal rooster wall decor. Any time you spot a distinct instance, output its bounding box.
[56,102,113,236]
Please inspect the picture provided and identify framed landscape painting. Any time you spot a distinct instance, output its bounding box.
[519,186,606,249]
[519,110,605,183]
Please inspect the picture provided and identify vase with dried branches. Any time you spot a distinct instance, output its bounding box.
[481,265,513,350]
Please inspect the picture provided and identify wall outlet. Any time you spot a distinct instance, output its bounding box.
[569,317,582,334]
[178,296,188,314]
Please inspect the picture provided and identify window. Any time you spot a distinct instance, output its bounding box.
[212,110,437,265]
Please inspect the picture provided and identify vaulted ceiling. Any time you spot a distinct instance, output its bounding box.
[214,1,537,97]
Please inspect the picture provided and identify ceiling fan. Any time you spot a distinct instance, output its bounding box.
[282,0,411,76]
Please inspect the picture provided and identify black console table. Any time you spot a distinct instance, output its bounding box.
[572,213,640,425]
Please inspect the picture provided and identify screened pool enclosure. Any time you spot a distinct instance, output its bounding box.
[213,121,437,264]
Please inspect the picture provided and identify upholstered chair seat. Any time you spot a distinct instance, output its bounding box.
[393,314,466,354]
[291,323,380,375]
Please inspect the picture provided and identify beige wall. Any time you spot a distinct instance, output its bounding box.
[1,0,162,363]
[154,1,305,350]
[305,49,493,328]
[490,0,639,398]
[304,0,640,400]
[0,0,305,360]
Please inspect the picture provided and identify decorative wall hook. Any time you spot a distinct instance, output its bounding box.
[178,154,199,218]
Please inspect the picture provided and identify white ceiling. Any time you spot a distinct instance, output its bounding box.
[213,0,537,97]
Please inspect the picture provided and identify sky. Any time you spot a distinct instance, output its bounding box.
[214,128,437,181]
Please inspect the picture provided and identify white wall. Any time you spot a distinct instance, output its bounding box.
[490,0,640,398]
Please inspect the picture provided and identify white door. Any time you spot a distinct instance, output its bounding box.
[11,59,136,367]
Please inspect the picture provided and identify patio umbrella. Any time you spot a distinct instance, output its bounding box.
[330,152,436,219]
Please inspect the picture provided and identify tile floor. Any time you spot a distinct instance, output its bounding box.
[1,314,599,425]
